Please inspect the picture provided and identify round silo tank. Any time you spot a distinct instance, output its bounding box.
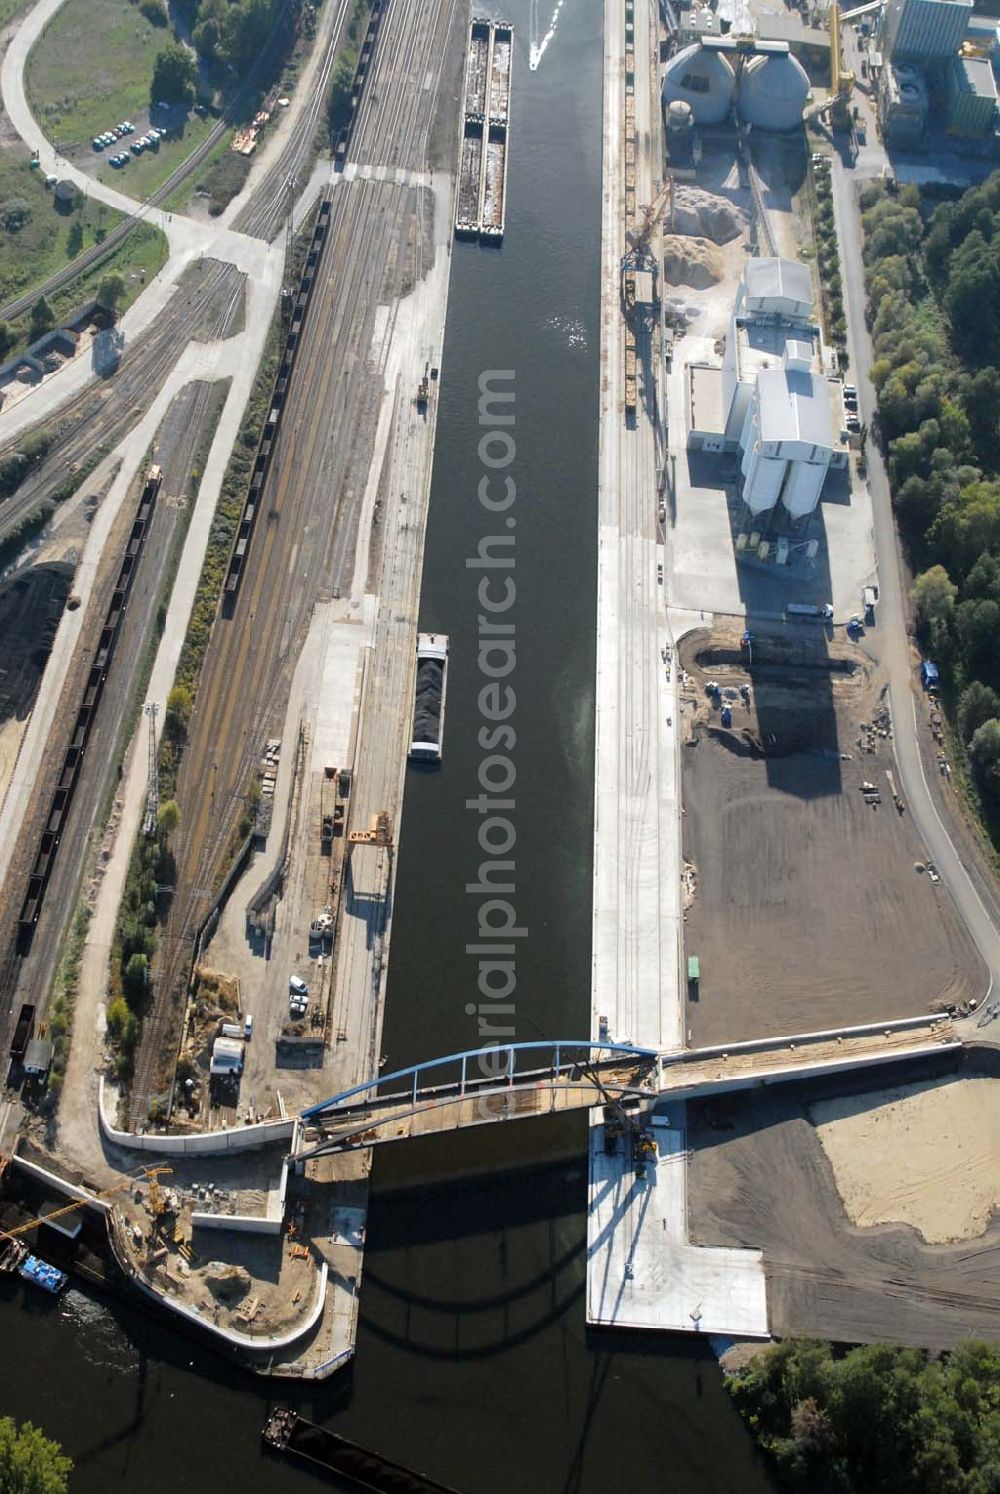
[738,52,810,131]
[662,44,735,127]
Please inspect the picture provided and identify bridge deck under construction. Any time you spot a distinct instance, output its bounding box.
[297,1017,959,1156]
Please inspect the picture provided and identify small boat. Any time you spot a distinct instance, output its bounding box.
[18,1254,68,1295]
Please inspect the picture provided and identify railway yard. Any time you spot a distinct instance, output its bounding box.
[1,0,1000,1392]
[0,0,466,1372]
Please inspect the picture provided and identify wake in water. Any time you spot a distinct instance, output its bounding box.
[529,0,567,69]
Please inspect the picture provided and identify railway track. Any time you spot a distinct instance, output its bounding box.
[128,0,462,1120]
[0,285,243,1059]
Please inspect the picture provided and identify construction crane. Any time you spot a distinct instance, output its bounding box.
[803,2,855,128]
[0,1165,173,1243]
[622,178,673,321]
[147,1167,175,1219]
[625,177,673,262]
[579,1054,659,1178]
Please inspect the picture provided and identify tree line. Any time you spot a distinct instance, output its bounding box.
[727,1338,1000,1492]
[861,173,1000,818]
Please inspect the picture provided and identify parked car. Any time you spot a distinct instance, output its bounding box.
[243,1014,254,1041]
[289,974,309,996]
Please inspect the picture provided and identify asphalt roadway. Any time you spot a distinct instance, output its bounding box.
[131,0,463,1121]
[832,156,1000,994]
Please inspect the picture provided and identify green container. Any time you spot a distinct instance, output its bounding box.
[687,955,700,983]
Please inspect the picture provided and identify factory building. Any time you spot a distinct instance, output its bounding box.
[675,3,722,47]
[883,0,973,63]
[878,59,929,143]
[686,257,848,519]
[946,53,998,135]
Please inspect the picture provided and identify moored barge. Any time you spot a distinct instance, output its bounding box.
[262,1408,462,1493]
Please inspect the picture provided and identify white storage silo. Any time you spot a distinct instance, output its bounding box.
[781,459,827,518]
[662,44,736,126]
[738,53,810,131]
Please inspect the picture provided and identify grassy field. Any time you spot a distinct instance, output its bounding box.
[50,218,167,318]
[2,218,167,358]
[162,132,251,215]
[0,150,124,304]
[27,0,190,149]
[0,0,33,32]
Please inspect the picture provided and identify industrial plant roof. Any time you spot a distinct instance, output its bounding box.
[755,12,830,47]
[756,367,833,451]
[743,256,813,312]
[951,53,999,100]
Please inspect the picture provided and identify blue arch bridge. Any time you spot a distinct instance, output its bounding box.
[295,1016,958,1160]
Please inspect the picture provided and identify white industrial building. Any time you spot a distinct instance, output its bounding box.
[686,256,849,518]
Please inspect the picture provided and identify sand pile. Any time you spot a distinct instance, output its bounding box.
[811,1076,1000,1244]
[671,186,746,244]
[663,235,724,289]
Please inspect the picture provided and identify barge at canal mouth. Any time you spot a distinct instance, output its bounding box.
[262,1408,462,1493]
[409,632,449,763]
[455,20,512,241]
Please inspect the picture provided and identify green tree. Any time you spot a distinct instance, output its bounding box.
[728,1338,1000,1493]
[123,951,149,1001]
[29,295,54,337]
[970,718,1000,782]
[151,42,198,106]
[958,681,1000,744]
[164,683,192,741]
[65,219,83,257]
[0,1416,71,1492]
[96,271,126,314]
[911,564,957,627]
[157,799,180,836]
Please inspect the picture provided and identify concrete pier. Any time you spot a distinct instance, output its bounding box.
[587,0,768,1338]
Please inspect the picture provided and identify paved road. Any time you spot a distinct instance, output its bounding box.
[833,157,1000,990]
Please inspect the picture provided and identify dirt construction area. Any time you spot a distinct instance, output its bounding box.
[679,623,984,1045]
[688,1051,1000,1347]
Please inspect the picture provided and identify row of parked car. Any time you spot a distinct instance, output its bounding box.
[93,121,163,166]
[843,382,861,435]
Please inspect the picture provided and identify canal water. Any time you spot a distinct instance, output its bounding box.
[0,3,774,1489]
